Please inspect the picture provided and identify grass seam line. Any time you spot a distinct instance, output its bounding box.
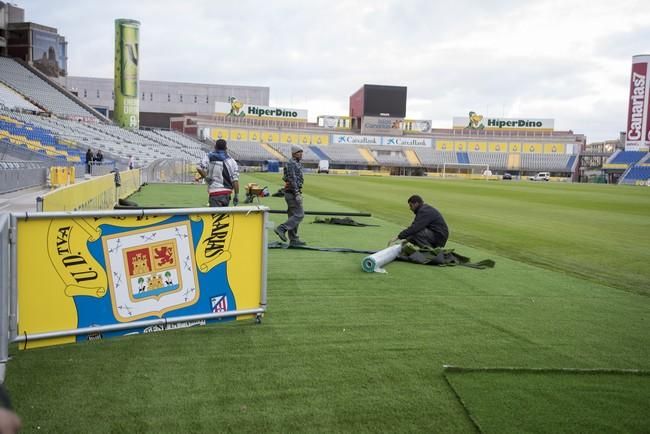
[441,372,483,434]
[442,365,650,376]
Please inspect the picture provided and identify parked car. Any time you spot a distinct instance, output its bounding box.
[317,160,330,174]
[529,172,550,181]
[502,172,512,180]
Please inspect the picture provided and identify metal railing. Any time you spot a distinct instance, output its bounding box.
[141,158,195,184]
[0,160,48,193]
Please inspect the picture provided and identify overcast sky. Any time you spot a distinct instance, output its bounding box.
[19,0,650,141]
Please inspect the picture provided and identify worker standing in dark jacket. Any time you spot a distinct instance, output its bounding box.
[393,195,449,248]
[274,145,306,246]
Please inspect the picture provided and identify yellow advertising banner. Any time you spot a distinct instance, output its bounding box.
[298,134,312,145]
[261,131,280,143]
[280,132,299,144]
[230,129,249,142]
[489,142,508,152]
[467,141,487,152]
[311,134,329,146]
[42,174,115,212]
[544,143,565,154]
[454,141,467,152]
[436,140,454,151]
[522,143,543,153]
[248,130,261,142]
[16,210,266,349]
[210,128,230,140]
[509,142,522,153]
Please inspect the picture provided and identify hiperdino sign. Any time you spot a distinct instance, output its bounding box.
[453,111,554,131]
[215,97,307,121]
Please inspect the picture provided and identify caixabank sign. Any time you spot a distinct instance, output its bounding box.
[453,111,554,131]
[215,97,307,121]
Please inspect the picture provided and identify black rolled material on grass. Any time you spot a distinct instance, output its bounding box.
[113,204,371,217]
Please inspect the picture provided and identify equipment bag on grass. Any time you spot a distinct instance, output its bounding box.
[398,243,495,269]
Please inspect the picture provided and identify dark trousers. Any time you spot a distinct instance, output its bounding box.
[209,194,231,207]
[279,192,304,241]
[408,228,447,249]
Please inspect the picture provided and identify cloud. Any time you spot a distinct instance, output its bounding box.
[16,0,650,141]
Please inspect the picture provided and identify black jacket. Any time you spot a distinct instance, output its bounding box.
[398,203,449,243]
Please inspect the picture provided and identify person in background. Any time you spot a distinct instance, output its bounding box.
[196,139,240,207]
[85,148,93,174]
[274,145,306,246]
[391,195,449,248]
[95,150,104,165]
[0,384,21,434]
[128,155,135,170]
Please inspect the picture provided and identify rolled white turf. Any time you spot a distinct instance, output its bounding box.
[362,244,402,273]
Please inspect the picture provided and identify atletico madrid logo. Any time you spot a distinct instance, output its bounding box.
[211,295,228,313]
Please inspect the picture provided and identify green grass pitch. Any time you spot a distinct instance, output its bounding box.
[6,175,650,433]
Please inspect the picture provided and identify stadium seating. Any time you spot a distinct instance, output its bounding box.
[620,165,650,184]
[468,152,508,169]
[268,143,320,163]
[0,57,97,118]
[226,141,277,162]
[368,146,409,166]
[0,112,84,163]
[0,109,205,167]
[322,145,368,165]
[608,150,646,165]
[0,82,41,112]
[520,153,572,171]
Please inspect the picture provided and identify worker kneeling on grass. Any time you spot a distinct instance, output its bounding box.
[391,194,449,248]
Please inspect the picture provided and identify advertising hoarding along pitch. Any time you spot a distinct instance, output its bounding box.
[16,209,266,349]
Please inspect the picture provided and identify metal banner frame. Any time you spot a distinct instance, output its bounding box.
[0,213,10,383]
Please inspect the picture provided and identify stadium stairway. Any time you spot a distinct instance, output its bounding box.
[507,153,521,170]
[260,142,286,161]
[403,148,422,166]
[566,155,576,170]
[619,163,650,184]
[358,147,378,164]
[456,152,470,164]
[309,145,330,161]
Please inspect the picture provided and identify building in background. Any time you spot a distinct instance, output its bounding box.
[57,76,270,128]
[3,2,67,78]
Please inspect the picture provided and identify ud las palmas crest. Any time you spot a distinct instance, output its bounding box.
[102,221,199,322]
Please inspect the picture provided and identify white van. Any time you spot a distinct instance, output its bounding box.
[529,172,550,181]
[318,160,330,174]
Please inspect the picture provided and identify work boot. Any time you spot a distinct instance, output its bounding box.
[289,239,306,247]
[274,226,287,242]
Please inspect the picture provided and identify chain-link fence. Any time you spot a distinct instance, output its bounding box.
[141,158,195,184]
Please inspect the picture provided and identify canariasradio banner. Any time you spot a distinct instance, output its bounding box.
[16,209,266,349]
[625,55,650,151]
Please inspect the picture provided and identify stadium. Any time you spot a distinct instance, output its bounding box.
[0,2,649,433]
